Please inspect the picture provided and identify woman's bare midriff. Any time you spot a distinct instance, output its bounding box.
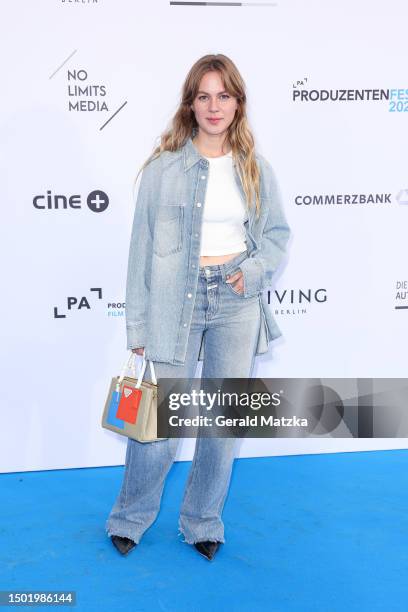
[199,251,245,267]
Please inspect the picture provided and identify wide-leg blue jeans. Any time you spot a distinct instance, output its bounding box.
[105,250,261,545]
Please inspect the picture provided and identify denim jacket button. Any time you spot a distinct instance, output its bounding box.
[187,293,192,298]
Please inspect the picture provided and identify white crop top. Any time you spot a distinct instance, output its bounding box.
[200,151,248,256]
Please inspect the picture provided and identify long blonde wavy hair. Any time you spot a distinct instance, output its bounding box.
[134,53,262,218]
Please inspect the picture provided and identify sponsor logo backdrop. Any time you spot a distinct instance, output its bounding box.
[1,0,407,472]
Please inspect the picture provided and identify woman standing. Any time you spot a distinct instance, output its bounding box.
[106,54,291,561]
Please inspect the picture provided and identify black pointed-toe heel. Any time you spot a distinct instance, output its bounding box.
[193,540,221,561]
[110,535,137,556]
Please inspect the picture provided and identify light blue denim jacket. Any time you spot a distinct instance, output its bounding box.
[125,135,291,365]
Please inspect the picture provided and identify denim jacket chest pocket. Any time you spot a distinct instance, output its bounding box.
[153,201,185,257]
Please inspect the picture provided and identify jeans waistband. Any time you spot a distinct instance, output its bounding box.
[198,250,249,281]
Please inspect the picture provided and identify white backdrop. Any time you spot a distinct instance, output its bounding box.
[1,0,407,473]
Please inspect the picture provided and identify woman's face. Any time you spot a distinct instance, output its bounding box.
[190,71,238,137]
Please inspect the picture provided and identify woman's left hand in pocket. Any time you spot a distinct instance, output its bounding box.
[226,271,244,294]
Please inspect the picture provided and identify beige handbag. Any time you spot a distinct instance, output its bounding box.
[101,351,167,443]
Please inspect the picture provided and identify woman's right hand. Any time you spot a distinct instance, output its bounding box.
[132,347,145,356]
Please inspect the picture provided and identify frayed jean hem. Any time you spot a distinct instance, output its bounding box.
[177,525,225,545]
[105,520,143,545]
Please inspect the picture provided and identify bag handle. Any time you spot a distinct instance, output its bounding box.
[135,354,157,388]
[115,351,136,392]
[115,351,157,391]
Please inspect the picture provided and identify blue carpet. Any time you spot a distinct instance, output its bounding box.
[1,449,408,611]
